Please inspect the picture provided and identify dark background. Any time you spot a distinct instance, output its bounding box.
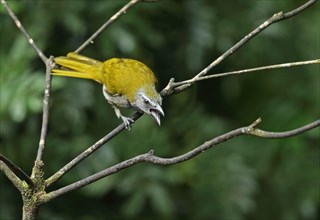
[1,1,319,219]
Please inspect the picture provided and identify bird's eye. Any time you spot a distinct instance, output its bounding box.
[144,99,150,105]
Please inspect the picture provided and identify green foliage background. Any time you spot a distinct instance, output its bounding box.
[0,1,319,219]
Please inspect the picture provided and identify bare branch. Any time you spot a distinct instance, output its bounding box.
[0,154,33,187]
[75,0,141,53]
[34,57,54,164]
[282,0,318,18]
[42,118,320,202]
[193,0,317,79]
[45,112,143,187]
[161,0,319,96]
[173,59,320,87]
[1,0,48,63]
[0,161,24,192]
[249,119,320,138]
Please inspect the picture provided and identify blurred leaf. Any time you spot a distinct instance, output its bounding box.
[148,183,173,216]
[122,190,146,218]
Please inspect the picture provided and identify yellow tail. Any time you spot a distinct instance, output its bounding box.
[52,52,104,84]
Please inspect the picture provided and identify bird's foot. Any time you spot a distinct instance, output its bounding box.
[121,116,134,130]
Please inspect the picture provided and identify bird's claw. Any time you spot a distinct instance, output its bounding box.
[122,116,134,130]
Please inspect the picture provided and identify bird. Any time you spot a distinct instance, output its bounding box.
[52,52,164,130]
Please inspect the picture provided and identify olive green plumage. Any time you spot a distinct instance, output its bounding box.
[52,52,164,129]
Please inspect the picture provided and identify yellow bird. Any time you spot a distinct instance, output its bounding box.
[52,52,164,130]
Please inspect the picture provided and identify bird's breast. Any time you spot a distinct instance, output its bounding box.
[102,85,132,108]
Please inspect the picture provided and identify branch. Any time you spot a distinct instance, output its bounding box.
[34,57,54,163]
[0,161,24,192]
[42,118,320,202]
[75,0,141,53]
[172,59,320,87]
[0,154,33,187]
[30,57,54,182]
[45,112,143,187]
[161,0,318,96]
[283,0,318,18]
[0,0,48,63]
[249,119,320,138]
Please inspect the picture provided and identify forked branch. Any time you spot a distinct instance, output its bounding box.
[45,112,143,187]
[171,59,320,87]
[161,0,319,96]
[42,118,320,202]
[0,154,33,187]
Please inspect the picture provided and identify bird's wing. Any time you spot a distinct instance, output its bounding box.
[103,58,157,101]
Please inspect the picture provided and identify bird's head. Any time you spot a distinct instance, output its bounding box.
[132,87,164,126]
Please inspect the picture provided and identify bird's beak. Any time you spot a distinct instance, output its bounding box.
[149,104,164,126]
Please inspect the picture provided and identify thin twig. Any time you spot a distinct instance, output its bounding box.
[35,57,54,162]
[42,118,320,202]
[282,0,318,18]
[0,154,34,187]
[45,112,143,187]
[161,0,318,96]
[173,59,320,87]
[75,0,141,53]
[1,0,48,63]
[249,119,320,138]
[194,0,317,79]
